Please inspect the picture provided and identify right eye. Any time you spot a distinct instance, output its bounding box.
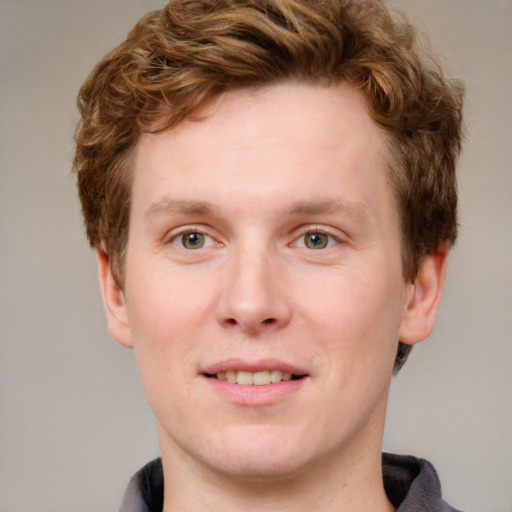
[302,232,331,249]
[170,231,216,250]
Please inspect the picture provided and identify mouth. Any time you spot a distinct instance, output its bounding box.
[203,369,307,386]
[201,360,309,404]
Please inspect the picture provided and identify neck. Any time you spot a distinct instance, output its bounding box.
[158,415,394,512]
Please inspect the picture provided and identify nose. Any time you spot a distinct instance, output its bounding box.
[215,244,292,334]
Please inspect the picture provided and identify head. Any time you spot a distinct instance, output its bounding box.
[74,1,463,371]
[74,2,465,493]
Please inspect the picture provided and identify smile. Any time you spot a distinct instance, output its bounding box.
[206,370,304,385]
[201,360,309,404]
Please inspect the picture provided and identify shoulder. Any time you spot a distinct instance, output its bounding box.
[118,458,163,512]
[120,455,465,512]
[383,452,464,512]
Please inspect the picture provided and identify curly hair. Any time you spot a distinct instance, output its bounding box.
[73,0,464,371]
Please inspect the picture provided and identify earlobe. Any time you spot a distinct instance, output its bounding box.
[399,246,449,346]
[97,250,134,348]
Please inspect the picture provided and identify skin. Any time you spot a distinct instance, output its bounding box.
[98,82,448,511]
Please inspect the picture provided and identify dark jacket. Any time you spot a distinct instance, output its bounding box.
[118,453,463,511]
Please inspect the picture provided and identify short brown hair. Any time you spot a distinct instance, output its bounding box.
[74,0,464,371]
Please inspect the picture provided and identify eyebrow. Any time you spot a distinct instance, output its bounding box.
[144,198,216,219]
[144,197,370,223]
[287,199,370,222]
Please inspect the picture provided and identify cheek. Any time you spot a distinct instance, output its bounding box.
[127,285,202,423]
[126,260,214,337]
[124,268,212,389]
[301,268,405,372]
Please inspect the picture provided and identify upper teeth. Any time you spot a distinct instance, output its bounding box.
[216,370,293,385]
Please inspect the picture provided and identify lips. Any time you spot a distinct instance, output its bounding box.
[201,359,308,405]
[207,369,297,385]
[201,359,308,386]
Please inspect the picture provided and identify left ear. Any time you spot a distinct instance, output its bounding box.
[399,246,449,345]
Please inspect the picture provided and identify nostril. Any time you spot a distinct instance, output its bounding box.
[219,311,288,332]
[226,318,274,325]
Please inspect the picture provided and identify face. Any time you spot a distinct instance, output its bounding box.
[100,82,444,482]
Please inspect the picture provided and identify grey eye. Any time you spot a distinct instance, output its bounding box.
[181,232,205,249]
[304,232,329,249]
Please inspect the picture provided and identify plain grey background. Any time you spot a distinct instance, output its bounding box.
[1,1,511,511]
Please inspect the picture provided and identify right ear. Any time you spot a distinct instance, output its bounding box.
[97,250,133,348]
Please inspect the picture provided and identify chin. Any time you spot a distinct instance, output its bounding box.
[209,452,309,482]
[193,426,320,482]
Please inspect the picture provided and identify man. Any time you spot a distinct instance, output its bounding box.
[73,1,464,510]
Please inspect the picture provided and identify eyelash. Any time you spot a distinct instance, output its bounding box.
[166,226,343,251]
[292,228,343,250]
[167,228,218,250]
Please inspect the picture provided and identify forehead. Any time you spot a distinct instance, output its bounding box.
[129,82,395,225]
[157,82,387,159]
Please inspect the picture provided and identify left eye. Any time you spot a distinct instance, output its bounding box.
[295,232,339,250]
[172,231,215,250]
